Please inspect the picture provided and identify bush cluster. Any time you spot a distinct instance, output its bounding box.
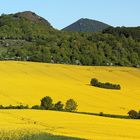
[31,96,78,112]
[90,78,121,90]
[128,110,140,119]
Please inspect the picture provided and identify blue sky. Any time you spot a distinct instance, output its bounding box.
[0,0,139,29]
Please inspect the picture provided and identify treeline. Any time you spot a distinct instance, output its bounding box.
[0,96,78,112]
[1,96,140,120]
[32,96,78,112]
[0,104,29,109]
[103,26,140,41]
[0,13,140,67]
[90,78,121,90]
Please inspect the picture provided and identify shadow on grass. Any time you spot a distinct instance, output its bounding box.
[21,133,85,140]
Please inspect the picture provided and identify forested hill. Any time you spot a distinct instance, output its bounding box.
[0,11,55,40]
[0,11,140,67]
[62,18,110,32]
[103,26,140,41]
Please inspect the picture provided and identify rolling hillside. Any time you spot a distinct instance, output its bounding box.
[0,61,140,139]
[0,61,140,115]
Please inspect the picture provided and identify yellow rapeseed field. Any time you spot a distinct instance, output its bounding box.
[0,110,140,140]
[0,61,140,139]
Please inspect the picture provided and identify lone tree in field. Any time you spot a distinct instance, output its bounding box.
[40,96,53,110]
[65,99,78,112]
[54,101,64,111]
[90,78,99,86]
[128,110,139,119]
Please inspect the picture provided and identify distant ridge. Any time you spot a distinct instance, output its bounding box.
[62,18,111,32]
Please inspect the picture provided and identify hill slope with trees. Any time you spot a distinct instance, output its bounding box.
[103,26,140,41]
[0,11,140,67]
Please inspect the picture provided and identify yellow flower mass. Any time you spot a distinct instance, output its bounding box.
[0,61,140,139]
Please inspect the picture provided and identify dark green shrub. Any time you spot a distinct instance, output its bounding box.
[90,78,99,86]
[17,105,29,109]
[53,101,64,111]
[40,96,53,110]
[0,105,4,109]
[31,105,42,110]
[1,104,29,109]
[65,99,78,112]
[128,110,139,119]
[99,112,104,116]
